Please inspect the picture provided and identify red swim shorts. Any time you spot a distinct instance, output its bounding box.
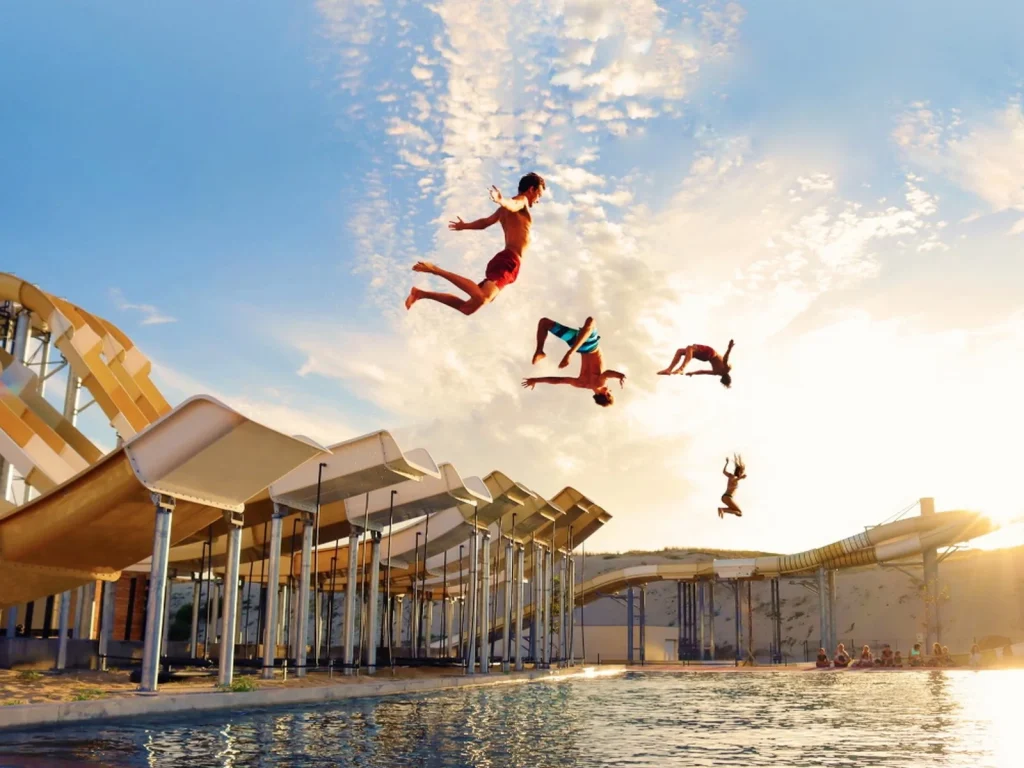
[692,344,715,362]
[484,249,521,289]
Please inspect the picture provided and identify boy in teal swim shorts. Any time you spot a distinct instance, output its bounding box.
[522,316,626,407]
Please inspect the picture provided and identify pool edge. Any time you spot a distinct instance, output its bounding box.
[0,665,626,732]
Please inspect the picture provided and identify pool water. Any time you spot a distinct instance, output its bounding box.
[0,670,1020,767]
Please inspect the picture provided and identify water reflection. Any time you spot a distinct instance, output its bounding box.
[0,670,1020,767]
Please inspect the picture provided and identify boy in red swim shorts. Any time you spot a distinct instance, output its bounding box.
[405,173,545,316]
[657,339,735,388]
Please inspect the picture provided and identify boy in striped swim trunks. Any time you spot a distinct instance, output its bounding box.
[522,317,626,407]
[657,339,735,388]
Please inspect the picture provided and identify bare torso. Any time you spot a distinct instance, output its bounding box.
[498,207,532,255]
[724,473,741,495]
[574,350,607,388]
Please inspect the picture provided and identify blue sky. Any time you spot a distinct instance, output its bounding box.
[3,1,1022,551]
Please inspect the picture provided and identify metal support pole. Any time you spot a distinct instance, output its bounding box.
[446,598,456,658]
[218,516,243,687]
[424,597,433,658]
[189,578,201,656]
[515,545,525,671]
[676,581,683,660]
[639,586,647,664]
[342,530,359,674]
[530,544,539,662]
[479,533,491,673]
[920,497,940,648]
[467,531,478,675]
[817,566,828,652]
[295,513,314,678]
[140,495,174,692]
[261,506,285,679]
[560,553,568,666]
[698,581,706,662]
[365,533,381,670]
[502,537,513,671]
[98,581,115,671]
[827,569,837,655]
[626,586,634,664]
[568,555,576,665]
[540,547,550,667]
[734,581,742,665]
[55,591,71,670]
[746,580,753,662]
[708,580,716,660]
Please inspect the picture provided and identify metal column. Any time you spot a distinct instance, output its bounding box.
[98,581,115,671]
[515,545,525,671]
[676,581,683,660]
[502,537,513,672]
[140,495,174,692]
[920,497,940,648]
[218,515,243,687]
[261,506,285,679]
[817,566,828,652]
[55,591,71,670]
[365,533,381,670]
[189,578,201,656]
[827,569,837,654]
[295,513,314,678]
[530,544,540,663]
[467,531,478,675]
[540,547,550,667]
[342,530,359,675]
[560,553,568,666]
[639,586,647,664]
[734,581,742,665]
[698,581,706,662]
[626,586,635,663]
[479,533,491,673]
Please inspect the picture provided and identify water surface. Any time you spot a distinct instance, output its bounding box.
[0,670,1019,767]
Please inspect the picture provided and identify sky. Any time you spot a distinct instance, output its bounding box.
[3,0,1023,553]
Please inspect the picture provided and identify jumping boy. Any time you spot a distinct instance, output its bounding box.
[657,340,735,388]
[405,173,546,316]
[719,454,746,518]
[522,316,626,407]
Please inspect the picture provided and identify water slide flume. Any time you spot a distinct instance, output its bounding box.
[0,396,327,609]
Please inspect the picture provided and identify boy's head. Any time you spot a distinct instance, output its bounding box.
[720,372,732,388]
[593,387,614,407]
[518,172,546,205]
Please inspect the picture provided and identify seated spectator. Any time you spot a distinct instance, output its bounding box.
[815,647,831,668]
[833,643,851,668]
[968,644,982,667]
[941,645,955,666]
[893,650,904,667]
[880,644,894,667]
[927,642,943,667]
[855,645,874,667]
[909,642,924,666]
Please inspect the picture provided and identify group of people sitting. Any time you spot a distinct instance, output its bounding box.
[815,641,960,669]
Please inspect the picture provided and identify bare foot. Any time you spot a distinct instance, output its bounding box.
[532,352,546,365]
[656,368,674,375]
[412,261,436,274]
[405,287,422,310]
[717,508,725,519]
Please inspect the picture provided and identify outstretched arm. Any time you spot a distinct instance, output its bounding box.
[723,458,732,477]
[723,339,736,365]
[523,376,578,389]
[603,369,627,388]
[489,186,529,212]
[685,369,718,376]
[449,208,501,231]
[559,317,595,367]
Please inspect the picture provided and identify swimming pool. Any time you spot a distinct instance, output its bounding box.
[0,670,1019,767]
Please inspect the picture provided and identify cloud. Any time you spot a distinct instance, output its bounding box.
[895,96,1024,217]
[109,288,177,326]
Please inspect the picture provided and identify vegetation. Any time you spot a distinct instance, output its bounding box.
[218,676,259,693]
[16,670,42,682]
[3,700,27,706]
[71,688,106,701]
[168,602,195,642]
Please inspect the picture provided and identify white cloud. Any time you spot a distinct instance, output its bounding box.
[895,96,1024,217]
[109,288,177,326]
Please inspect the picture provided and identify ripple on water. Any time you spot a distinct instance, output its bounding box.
[0,670,1020,767]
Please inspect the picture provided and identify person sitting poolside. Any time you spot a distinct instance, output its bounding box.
[927,642,943,667]
[969,644,982,667]
[909,642,923,667]
[941,645,955,666]
[855,645,874,667]
[816,648,831,668]
[880,644,894,667]
[893,650,904,667]
[833,643,851,668]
